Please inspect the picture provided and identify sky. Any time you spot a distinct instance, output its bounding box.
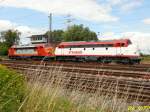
[0,0,150,53]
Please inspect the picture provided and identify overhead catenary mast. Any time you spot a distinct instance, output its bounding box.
[65,14,75,29]
[48,13,52,43]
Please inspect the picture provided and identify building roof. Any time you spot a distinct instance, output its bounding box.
[27,34,48,38]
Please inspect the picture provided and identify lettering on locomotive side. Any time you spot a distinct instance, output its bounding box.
[69,51,82,54]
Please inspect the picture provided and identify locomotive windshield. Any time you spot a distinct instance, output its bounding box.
[127,40,132,45]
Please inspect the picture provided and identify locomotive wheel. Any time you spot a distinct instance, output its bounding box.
[98,58,112,64]
[78,58,86,62]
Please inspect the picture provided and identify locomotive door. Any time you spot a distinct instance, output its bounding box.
[115,43,122,55]
[59,45,64,56]
[61,47,64,56]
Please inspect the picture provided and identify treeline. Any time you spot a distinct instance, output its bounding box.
[46,24,98,42]
[0,30,20,55]
[0,24,98,55]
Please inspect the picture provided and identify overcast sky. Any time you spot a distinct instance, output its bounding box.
[0,0,150,53]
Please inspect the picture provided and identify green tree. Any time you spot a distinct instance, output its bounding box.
[46,30,64,42]
[63,24,98,41]
[0,42,8,55]
[1,30,21,47]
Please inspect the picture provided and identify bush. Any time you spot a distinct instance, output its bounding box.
[0,43,9,55]
[0,65,26,112]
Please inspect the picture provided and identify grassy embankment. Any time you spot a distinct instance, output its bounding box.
[142,55,150,63]
[0,65,25,112]
[0,56,8,61]
[0,64,149,112]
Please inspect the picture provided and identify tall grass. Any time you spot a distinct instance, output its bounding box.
[17,63,149,112]
[0,65,26,112]
[19,82,128,112]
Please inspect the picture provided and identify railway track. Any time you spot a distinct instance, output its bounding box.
[1,61,150,80]
[1,60,150,103]
[6,66,150,103]
[1,60,150,72]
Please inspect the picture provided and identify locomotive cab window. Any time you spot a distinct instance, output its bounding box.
[121,43,125,47]
[106,48,108,50]
[58,45,64,48]
[127,40,132,45]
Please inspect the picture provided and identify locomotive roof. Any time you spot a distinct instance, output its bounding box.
[11,44,36,48]
[58,39,131,46]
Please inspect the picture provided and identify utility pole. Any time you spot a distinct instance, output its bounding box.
[48,13,52,43]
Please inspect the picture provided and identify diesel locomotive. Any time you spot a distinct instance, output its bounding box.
[8,35,141,64]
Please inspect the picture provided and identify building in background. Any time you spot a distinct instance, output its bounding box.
[29,34,48,44]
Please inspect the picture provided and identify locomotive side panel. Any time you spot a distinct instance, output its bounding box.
[55,47,117,56]
[15,48,37,55]
[120,44,140,57]
[8,45,54,59]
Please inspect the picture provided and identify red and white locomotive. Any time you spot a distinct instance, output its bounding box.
[55,39,141,64]
[8,35,141,64]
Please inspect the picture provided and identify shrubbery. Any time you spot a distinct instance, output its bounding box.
[0,43,9,55]
[0,65,26,112]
